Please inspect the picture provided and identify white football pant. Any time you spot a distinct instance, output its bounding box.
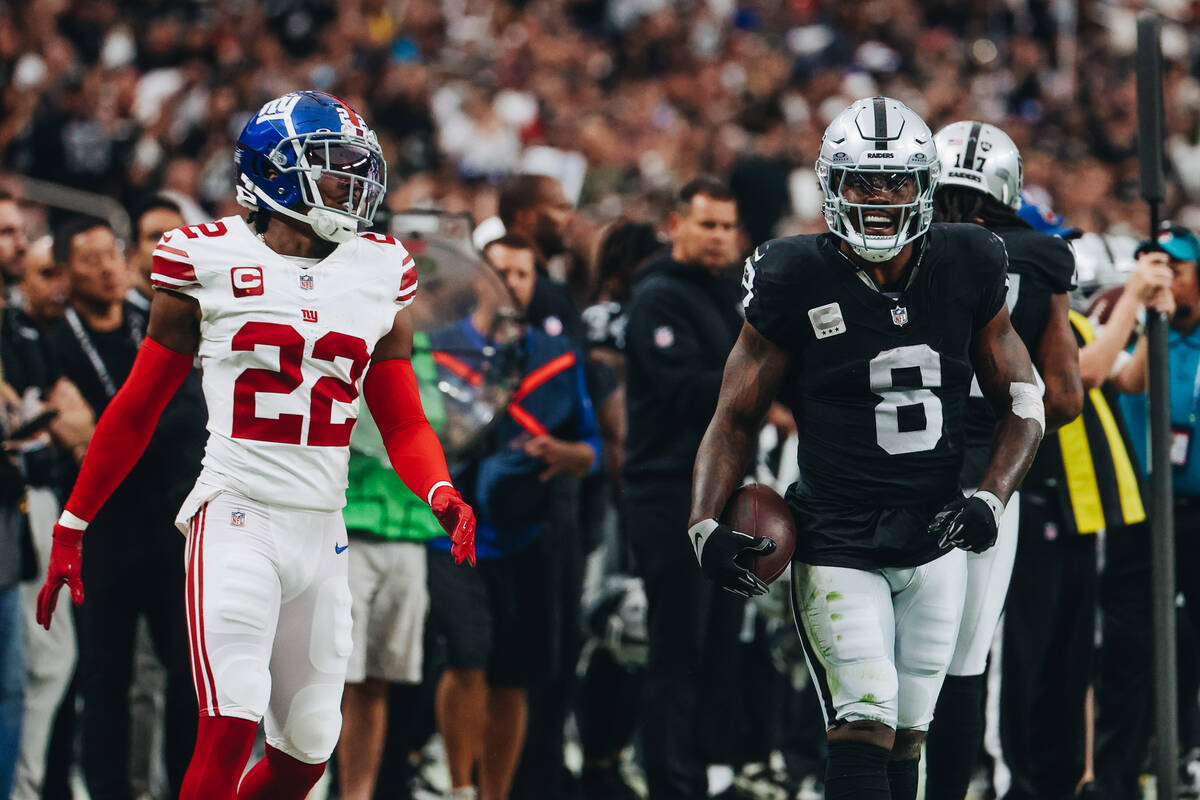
[181,486,353,764]
[791,548,967,731]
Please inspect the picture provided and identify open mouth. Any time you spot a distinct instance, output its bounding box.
[860,210,898,237]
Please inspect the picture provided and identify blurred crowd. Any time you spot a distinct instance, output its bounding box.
[4,1,1200,800]
[4,0,1200,267]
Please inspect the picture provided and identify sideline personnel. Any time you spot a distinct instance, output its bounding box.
[623,176,744,799]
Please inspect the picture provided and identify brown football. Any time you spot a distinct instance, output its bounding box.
[719,483,797,584]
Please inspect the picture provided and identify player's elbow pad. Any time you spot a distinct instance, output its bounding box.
[363,359,454,505]
[1009,381,1045,436]
[64,337,194,524]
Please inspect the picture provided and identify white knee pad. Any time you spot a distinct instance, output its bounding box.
[272,684,344,763]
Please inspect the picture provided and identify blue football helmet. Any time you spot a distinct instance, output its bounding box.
[235,91,386,243]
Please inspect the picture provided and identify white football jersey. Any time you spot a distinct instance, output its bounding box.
[151,216,416,512]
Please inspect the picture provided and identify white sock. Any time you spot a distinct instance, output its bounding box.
[446,787,478,800]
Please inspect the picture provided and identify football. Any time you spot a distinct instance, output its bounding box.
[719,483,797,584]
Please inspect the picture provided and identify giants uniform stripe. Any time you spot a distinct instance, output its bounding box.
[395,259,417,303]
[186,505,219,715]
[151,253,200,289]
[184,514,205,712]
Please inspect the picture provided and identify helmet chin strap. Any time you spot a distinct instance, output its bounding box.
[306,208,356,243]
[851,242,904,263]
[248,187,358,244]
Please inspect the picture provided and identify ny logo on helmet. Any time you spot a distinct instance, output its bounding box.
[257,94,301,121]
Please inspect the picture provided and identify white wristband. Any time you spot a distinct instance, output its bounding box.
[688,518,719,565]
[426,481,454,506]
[58,510,89,531]
[971,490,1005,528]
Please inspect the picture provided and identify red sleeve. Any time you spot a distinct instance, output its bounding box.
[63,337,195,523]
[363,358,454,504]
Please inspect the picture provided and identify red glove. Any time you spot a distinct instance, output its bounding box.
[431,486,476,566]
[36,523,85,630]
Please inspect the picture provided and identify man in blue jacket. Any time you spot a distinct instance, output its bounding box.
[426,234,601,800]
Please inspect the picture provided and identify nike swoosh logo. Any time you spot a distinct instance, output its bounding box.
[694,532,704,555]
[335,543,349,554]
[753,247,765,262]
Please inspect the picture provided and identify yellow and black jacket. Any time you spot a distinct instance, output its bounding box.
[1022,310,1146,535]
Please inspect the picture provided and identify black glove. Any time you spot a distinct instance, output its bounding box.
[689,519,775,598]
[928,493,1002,553]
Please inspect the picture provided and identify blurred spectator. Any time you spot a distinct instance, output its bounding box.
[12,232,91,800]
[1099,228,1200,799]
[16,237,69,328]
[622,176,744,799]
[126,196,185,311]
[45,216,205,800]
[426,234,600,800]
[497,174,587,346]
[991,229,1169,800]
[494,173,597,800]
[0,190,29,300]
[575,218,664,800]
[337,344,445,800]
[2,210,84,800]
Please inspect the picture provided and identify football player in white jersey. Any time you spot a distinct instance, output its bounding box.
[34,91,477,800]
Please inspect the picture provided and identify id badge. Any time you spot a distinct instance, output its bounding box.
[1171,425,1192,468]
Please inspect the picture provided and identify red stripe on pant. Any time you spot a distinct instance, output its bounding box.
[187,505,220,715]
[185,513,208,713]
[195,506,219,713]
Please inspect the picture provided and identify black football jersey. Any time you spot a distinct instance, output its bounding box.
[744,223,1008,569]
[959,225,1075,488]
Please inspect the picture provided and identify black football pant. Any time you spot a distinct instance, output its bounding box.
[78,516,195,800]
[999,489,1097,800]
[1094,501,1200,800]
[511,476,585,800]
[627,479,747,800]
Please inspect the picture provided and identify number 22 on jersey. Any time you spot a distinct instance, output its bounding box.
[231,321,370,447]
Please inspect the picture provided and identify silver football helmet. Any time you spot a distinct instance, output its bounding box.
[816,97,940,263]
[933,121,1022,210]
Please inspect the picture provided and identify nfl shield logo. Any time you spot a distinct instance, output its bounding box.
[653,326,674,348]
[299,273,313,291]
[891,306,909,327]
[231,510,245,527]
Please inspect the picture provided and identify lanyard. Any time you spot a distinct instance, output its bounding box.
[65,307,144,399]
[1189,347,1200,427]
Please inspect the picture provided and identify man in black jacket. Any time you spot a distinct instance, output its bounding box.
[46,216,206,800]
[623,177,744,799]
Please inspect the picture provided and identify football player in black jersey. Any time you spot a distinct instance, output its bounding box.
[687,97,1045,800]
[922,122,1084,800]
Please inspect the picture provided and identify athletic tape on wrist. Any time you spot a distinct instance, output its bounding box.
[1009,381,1045,435]
[971,490,1005,528]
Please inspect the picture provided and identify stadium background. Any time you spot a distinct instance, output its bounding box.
[3,0,1198,278]
[3,1,1200,799]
